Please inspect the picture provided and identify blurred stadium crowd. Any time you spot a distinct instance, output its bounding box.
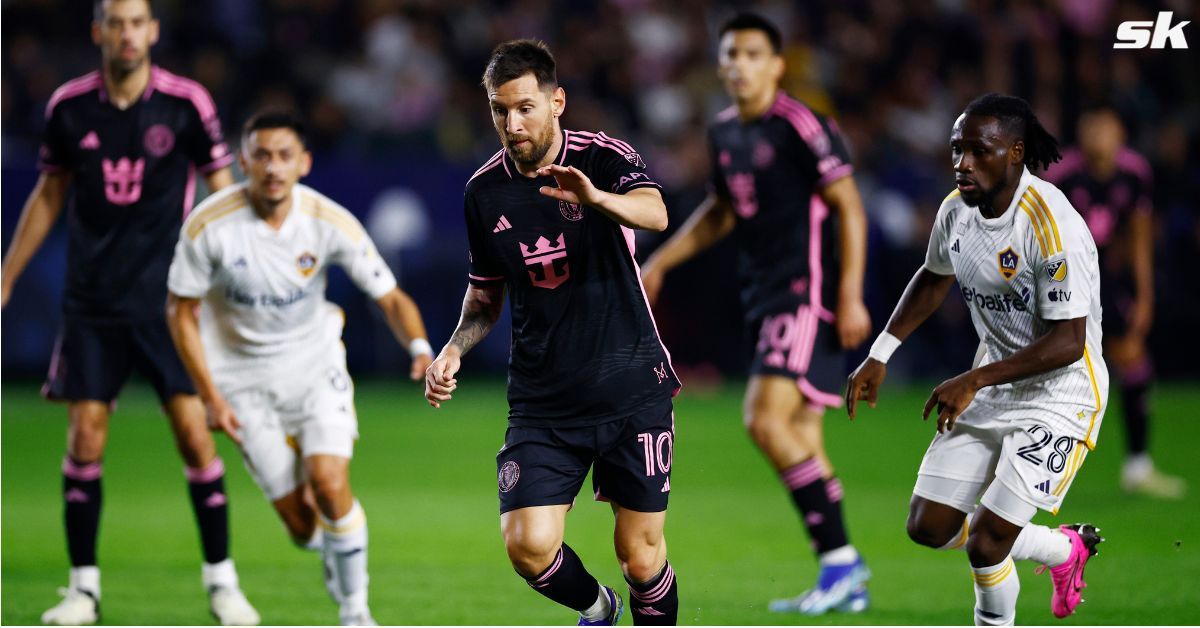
[3,0,1198,380]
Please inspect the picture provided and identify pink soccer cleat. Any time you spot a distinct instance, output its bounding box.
[1038,523,1103,619]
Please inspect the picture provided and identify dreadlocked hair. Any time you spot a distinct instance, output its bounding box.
[963,93,1062,171]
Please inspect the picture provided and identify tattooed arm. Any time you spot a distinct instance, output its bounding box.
[424,282,505,408]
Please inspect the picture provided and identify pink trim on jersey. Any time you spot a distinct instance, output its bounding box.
[186,457,225,483]
[771,94,834,158]
[198,152,234,175]
[62,457,103,482]
[1043,148,1084,184]
[45,71,103,118]
[151,67,218,122]
[620,225,681,395]
[469,150,505,183]
[715,105,739,122]
[798,377,843,409]
[566,136,632,156]
[1116,146,1152,186]
[468,273,504,282]
[183,163,197,218]
[568,130,636,155]
[808,196,828,310]
[817,163,854,188]
[559,130,571,164]
[41,332,66,400]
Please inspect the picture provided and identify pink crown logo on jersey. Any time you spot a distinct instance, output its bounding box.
[101,157,144,206]
[520,234,569,289]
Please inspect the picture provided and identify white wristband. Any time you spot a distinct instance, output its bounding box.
[868,332,901,364]
[408,338,434,358]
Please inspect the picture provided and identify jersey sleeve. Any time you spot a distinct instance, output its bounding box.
[783,109,854,189]
[327,212,398,300]
[1036,207,1095,320]
[180,82,234,174]
[585,135,662,195]
[38,103,72,173]
[167,229,215,298]
[465,192,505,286]
[922,193,958,276]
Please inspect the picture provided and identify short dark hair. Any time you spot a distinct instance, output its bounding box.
[242,110,307,147]
[481,39,557,92]
[962,93,1062,171]
[718,12,783,54]
[94,0,154,23]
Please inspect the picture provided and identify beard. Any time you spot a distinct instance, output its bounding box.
[962,172,1008,212]
[504,120,557,166]
[107,51,146,78]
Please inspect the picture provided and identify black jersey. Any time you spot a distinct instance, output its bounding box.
[38,66,232,321]
[708,91,854,322]
[464,129,680,427]
[1043,147,1152,276]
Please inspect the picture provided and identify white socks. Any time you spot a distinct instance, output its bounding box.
[971,557,1019,626]
[819,545,860,566]
[579,585,612,622]
[320,499,369,613]
[1009,524,1072,567]
[202,558,240,591]
[69,566,100,598]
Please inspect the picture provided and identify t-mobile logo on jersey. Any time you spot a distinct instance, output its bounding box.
[520,233,569,289]
[101,157,145,205]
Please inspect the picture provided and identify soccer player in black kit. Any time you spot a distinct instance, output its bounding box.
[642,13,872,615]
[0,1,258,624]
[1044,107,1186,499]
[425,40,680,625]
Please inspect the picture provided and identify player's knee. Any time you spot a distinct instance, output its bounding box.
[503,527,561,577]
[310,474,349,510]
[617,544,665,583]
[744,412,786,449]
[67,410,108,462]
[906,514,957,548]
[965,526,1010,564]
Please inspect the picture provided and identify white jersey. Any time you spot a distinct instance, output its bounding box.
[168,182,396,377]
[924,167,1108,448]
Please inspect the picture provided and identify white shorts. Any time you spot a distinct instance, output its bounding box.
[221,347,358,501]
[912,400,1090,526]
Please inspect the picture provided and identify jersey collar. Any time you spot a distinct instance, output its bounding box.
[96,64,159,106]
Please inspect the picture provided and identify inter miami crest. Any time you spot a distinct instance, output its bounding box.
[997,247,1019,281]
[498,461,520,493]
[1045,259,1068,282]
[296,252,318,278]
[558,200,583,221]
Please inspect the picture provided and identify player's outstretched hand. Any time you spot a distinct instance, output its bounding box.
[205,395,243,445]
[922,371,980,433]
[425,351,461,409]
[845,358,886,419]
[410,353,433,382]
[536,164,600,206]
[835,297,872,349]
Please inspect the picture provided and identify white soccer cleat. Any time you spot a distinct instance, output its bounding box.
[209,586,261,626]
[41,587,99,626]
[338,606,377,626]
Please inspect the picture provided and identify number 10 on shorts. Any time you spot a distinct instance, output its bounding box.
[637,432,674,477]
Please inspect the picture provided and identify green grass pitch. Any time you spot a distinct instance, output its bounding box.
[3,378,1197,624]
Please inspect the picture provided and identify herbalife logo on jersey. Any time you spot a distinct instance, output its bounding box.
[961,286,1030,313]
[520,233,569,289]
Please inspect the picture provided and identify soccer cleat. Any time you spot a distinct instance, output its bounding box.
[209,585,261,626]
[1036,523,1102,619]
[578,586,623,626]
[768,557,871,615]
[338,607,377,626]
[1122,468,1187,500]
[41,587,99,626]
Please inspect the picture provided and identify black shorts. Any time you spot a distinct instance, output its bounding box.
[43,316,196,405]
[747,298,845,409]
[496,398,675,514]
[1100,273,1134,338]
